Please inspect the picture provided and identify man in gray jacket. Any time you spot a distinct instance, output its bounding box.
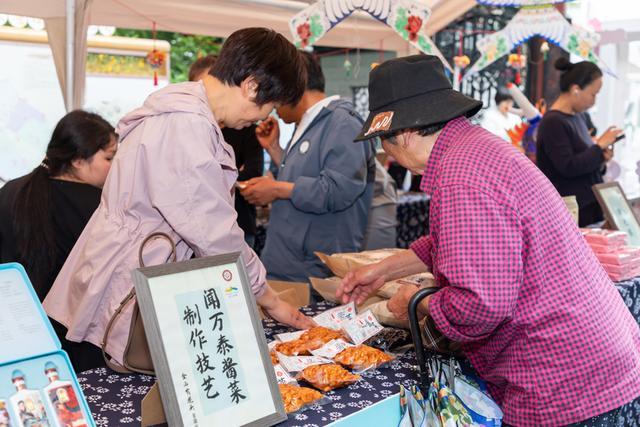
[242,52,375,283]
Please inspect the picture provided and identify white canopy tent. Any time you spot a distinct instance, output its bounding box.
[1,0,475,111]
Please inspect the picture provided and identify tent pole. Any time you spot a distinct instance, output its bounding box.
[66,0,75,111]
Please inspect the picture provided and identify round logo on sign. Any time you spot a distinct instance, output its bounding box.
[299,140,310,154]
[222,269,233,282]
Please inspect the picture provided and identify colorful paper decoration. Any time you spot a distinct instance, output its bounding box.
[465,5,613,79]
[477,0,570,5]
[289,0,452,71]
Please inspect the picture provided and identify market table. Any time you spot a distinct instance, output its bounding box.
[77,300,422,427]
[78,279,640,426]
[252,192,430,255]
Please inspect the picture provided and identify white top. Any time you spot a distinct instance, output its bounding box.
[480,106,522,142]
[287,95,341,153]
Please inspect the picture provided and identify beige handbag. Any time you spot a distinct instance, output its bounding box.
[101,232,177,375]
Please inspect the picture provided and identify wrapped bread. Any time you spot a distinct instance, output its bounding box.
[368,300,410,329]
[275,327,345,356]
[316,249,406,278]
[377,273,436,299]
[278,383,324,413]
[334,345,393,370]
[298,364,360,392]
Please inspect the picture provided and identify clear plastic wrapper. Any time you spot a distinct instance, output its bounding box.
[268,340,279,365]
[595,247,640,266]
[278,383,326,413]
[343,310,384,345]
[581,228,628,246]
[310,339,354,359]
[275,329,307,342]
[378,273,436,299]
[275,326,346,356]
[333,344,395,371]
[277,354,333,373]
[297,363,361,392]
[274,364,298,385]
[312,302,356,330]
[363,327,412,352]
[589,242,626,253]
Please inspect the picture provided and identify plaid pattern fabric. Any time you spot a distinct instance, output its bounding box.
[410,117,640,426]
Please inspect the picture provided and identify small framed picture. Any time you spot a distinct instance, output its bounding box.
[132,253,286,427]
[593,182,640,246]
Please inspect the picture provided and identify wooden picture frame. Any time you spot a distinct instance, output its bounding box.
[132,253,286,427]
[592,182,640,246]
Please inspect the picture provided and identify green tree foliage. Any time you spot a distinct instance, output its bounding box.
[114,29,223,82]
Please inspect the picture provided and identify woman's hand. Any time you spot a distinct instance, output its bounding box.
[336,263,387,305]
[387,285,421,320]
[257,287,316,330]
[596,126,623,150]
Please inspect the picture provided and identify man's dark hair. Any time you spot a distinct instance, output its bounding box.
[300,51,325,92]
[188,54,217,82]
[495,91,514,105]
[211,28,306,106]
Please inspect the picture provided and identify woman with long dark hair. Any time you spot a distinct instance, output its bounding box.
[537,58,623,226]
[0,110,116,371]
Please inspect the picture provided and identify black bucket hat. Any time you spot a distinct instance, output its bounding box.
[354,55,483,142]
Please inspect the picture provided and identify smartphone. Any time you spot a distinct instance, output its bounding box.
[614,134,626,143]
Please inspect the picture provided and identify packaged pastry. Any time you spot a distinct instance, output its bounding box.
[277,354,333,373]
[581,228,628,247]
[297,363,361,392]
[278,383,324,413]
[268,341,279,364]
[334,345,394,371]
[275,327,345,356]
[300,326,346,348]
[368,300,410,329]
[377,273,436,299]
[310,339,354,359]
[316,249,407,278]
[275,339,313,356]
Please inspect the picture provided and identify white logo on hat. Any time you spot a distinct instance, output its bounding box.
[299,140,310,154]
[365,111,394,136]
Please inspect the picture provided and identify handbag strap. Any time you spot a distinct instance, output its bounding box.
[101,288,137,374]
[138,232,177,268]
[102,232,177,373]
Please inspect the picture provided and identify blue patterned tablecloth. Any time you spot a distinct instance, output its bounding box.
[78,281,640,426]
[77,301,422,427]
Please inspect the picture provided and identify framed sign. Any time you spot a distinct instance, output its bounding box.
[132,253,286,427]
[593,182,640,247]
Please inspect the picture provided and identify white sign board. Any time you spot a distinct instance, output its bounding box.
[132,254,286,427]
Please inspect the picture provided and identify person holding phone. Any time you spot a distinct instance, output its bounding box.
[537,57,623,226]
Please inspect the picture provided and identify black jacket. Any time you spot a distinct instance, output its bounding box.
[222,125,263,236]
[536,110,605,214]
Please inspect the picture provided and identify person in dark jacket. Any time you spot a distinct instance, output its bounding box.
[0,110,117,371]
[537,57,623,226]
[241,51,375,282]
[189,55,264,247]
